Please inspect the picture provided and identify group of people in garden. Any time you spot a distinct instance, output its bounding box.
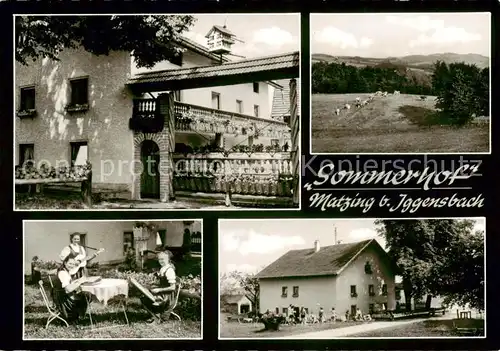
[283,304,372,325]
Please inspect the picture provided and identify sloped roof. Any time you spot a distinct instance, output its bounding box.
[205,25,235,38]
[127,51,300,92]
[178,36,229,63]
[255,239,375,279]
[272,78,301,118]
[221,294,247,304]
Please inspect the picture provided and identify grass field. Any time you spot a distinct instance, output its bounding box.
[219,312,366,338]
[311,93,489,153]
[351,318,485,337]
[24,283,201,339]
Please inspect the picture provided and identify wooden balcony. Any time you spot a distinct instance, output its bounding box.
[130,99,291,139]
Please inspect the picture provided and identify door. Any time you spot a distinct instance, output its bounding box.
[140,140,160,199]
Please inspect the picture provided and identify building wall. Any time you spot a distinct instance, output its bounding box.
[23,220,196,274]
[335,244,396,315]
[15,47,135,188]
[259,275,337,316]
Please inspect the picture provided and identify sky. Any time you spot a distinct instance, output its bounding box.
[183,14,300,59]
[311,13,491,58]
[219,218,486,275]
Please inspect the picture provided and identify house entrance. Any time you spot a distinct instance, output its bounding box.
[240,304,250,314]
[140,140,160,199]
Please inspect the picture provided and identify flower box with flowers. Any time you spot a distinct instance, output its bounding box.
[65,103,89,113]
[17,109,37,118]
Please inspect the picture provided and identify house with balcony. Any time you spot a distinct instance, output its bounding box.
[15,24,298,205]
[255,239,396,318]
[24,220,202,275]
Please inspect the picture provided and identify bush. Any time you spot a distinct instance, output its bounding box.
[261,312,286,331]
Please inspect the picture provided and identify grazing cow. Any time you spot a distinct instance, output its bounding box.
[344,103,351,110]
[335,108,340,115]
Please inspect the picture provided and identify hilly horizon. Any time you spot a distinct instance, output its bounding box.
[312,52,489,71]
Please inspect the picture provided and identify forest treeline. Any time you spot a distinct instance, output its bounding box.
[312,60,489,125]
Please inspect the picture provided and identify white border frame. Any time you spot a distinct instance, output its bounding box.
[13,13,302,212]
[217,217,487,340]
[309,12,492,155]
[22,218,204,341]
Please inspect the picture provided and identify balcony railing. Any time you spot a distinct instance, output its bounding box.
[129,99,291,139]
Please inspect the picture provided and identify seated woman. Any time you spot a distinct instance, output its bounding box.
[52,254,90,324]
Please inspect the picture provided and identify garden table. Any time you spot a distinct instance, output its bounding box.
[81,278,129,329]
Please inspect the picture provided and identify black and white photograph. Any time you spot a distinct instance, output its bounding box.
[23,220,202,340]
[310,13,490,154]
[219,218,485,339]
[14,13,300,210]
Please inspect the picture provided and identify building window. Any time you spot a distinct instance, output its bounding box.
[70,77,89,105]
[292,286,299,297]
[253,82,259,93]
[304,307,308,314]
[211,92,220,110]
[20,86,35,111]
[382,284,388,296]
[157,229,166,248]
[254,105,259,118]
[281,286,288,297]
[282,307,288,315]
[275,307,279,314]
[191,230,202,254]
[170,52,183,66]
[350,285,357,297]
[365,261,373,274]
[70,141,88,166]
[123,231,134,254]
[350,305,357,317]
[369,284,375,296]
[369,303,375,314]
[236,99,243,114]
[19,143,34,167]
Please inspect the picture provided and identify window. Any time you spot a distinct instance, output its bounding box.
[20,86,35,110]
[123,231,134,254]
[350,305,357,317]
[70,78,89,105]
[170,52,183,66]
[292,286,299,297]
[369,303,375,314]
[275,307,279,314]
[369,284,375,296]
[282,307,288,315]
[350,285,357,297]
[70,141,88,166]
[253,82,259,93]
[382,284,388,296]
[236,100,243,114]
[157,229,166,248]
[254,104,259,117]
[191,231,202,253]
[211,92,220,110]
[174,90,182,101]
[365,261,373,274]
[281,286,288,297]
[395,288,401,300]
[19,144,34,167]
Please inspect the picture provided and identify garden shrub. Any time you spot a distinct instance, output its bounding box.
[261,312,286,331]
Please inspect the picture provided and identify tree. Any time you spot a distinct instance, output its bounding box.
[15,15,195,68]
[376,219,484,311]
[220,270,260,313]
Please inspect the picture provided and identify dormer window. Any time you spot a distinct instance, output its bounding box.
[365,261,373,274]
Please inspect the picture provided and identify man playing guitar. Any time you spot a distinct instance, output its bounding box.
[59,233,104,277]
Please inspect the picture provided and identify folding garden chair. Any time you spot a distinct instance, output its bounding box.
[130,277,182,323]
[38,280,69,328]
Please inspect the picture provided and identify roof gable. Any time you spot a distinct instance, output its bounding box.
[205,25,235,38]
[255,239,377,279]
[272,79,301,118]
[221,294,247,304]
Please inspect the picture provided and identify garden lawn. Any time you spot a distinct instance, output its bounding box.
[219,313,367,338]
[351,318,485,337]
[24,284,201,339]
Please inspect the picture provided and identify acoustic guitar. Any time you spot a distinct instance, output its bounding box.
[69,248,105,275]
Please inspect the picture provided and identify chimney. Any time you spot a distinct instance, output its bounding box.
[314,240,320,252]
